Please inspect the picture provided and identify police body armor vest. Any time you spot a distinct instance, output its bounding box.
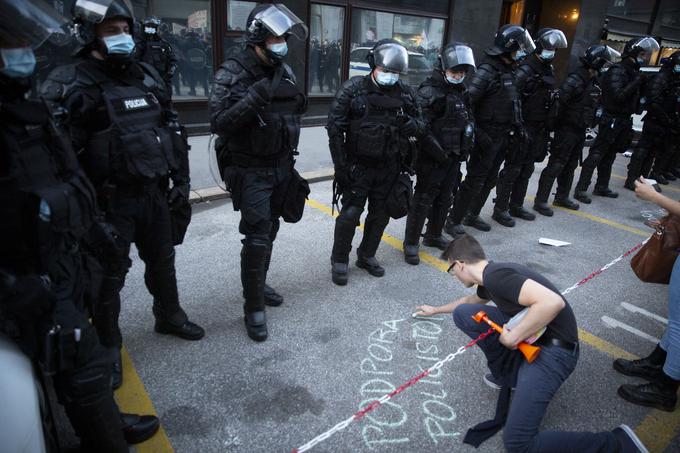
[347,81,406,161]
[225,54,305,161]
[474,61,518,126]
[431,90,469,155]
[650,74,680,122]
[140,39,169,75]
[562,72,600,130]
[601,62,639,117]
[80,62,177,186]
[521,62,556,124]
[0,100,96,273]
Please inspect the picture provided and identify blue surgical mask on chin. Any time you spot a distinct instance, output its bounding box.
[446,74,465,84]
[636,56,646,66]
[268,42,288,58]
[540,49,555,60]
[673,64,680,73]
[513,49,527,61]
[103,33,135,56]
[375,71,399,86]
[0,48,36,78]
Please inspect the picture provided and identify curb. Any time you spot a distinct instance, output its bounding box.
[188,167,335,205]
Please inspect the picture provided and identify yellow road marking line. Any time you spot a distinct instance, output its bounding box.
[611,173,680,193]
[307,197,680,450]
[116,347,174,452]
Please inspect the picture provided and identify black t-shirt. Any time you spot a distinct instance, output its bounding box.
[476,262,578,344]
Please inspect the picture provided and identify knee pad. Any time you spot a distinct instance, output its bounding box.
[55,330,111,405]
[339,205,363,227]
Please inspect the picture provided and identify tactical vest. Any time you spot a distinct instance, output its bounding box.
[650,73,680,122]
[521,64,556,123]
[0,100,96,273]
[139,39,169,75]
[474,61,518,126]
[347,85,406,162]
[561,72,600,130]
[601,62,639,117]
[80,63,177,186]
[225,54,305,163]
[431,89,469,155]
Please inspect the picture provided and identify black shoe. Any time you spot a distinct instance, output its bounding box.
[624,180,636,191]
[613,358,663,381]
[403,245,420,265]
[617,381,678,412]
[650,173,669,185]
[331,260,348,285]
[663,172,677,182]
[356,255,385,277]
[422,236,449,251]
[593,187,619,198]
[671,168,680,179]
[491,210,515,227]
[244,311,268,342]
[612,424,649,453]
[462,214,491,232]
[553,198,579,210]
[444,219,466,236]
[154,319,205,341]
[120,413,160,444]
[573,190,592,204]
[509,206,536,221]
[263,284,283,307]
[532,202,554,217]
[111,348,122,390]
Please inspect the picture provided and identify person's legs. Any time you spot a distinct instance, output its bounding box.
[453,304,511,364]
[662,255,680,381]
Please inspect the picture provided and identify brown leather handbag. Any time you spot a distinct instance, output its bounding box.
[631,214,680,284]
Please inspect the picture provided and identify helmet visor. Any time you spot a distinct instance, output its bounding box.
[518,29,536,54]
[74,0,115,23]
[0,0,68,48]
[255,4,308,41]
[539,29,567,50]
[374,43,409,74]
[603,46,621,65]
[635,37,660,64]
[442,44,476,70]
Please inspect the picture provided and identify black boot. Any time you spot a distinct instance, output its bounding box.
[422,236,449,250]
[357,209,390,273]
[613,344,666,380]
[263,284,283,306]
[111,347,122,390]
[532,201,554,217]
[331,260,349,285]
[593,187,619,198]
[120,412,160,444]
[154,308,205,341]
[573,190,592,204]
[423,201,450,251]
[491,209,515,227]
[462,213,491,232]
[241,237,269,341]
[356,255,385,277]
[244,310,268,342]
[650,172,669,185]
[617,371,679,412]
[444,218,466,236]
[624,179,637,191]
[403,245,420,265]
[403,196,429,265]
[509,205,536,221]
[553,198,579,210]
[664,172,677,182]
[262,223,283,306]
[64,396,128,452]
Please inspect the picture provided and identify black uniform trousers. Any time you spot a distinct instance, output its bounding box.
[576,115,632,193]
[224,164,291,313]
[627,121,674,183]
[332,161,400,263]
[496,122,549,211]
[405,158,462,245]
[535,125,585,203]
[449,125,510,224]
[94,182,186,350]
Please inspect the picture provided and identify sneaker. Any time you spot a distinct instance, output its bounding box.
[612,424,649,453]
[483,373,502,390]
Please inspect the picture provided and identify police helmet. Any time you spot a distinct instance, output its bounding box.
[0,0,67,49]
[143,15,161,35]
[439,42,476,72]
[73,0,135,46]
[368,39,409,74]
[622,36,660,65]
[486,24,535,56]
[533,28,568,52]
[580,44,620,71]
[246,4,307,43]
[665,50,680,67]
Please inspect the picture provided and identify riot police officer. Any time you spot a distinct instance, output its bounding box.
[136,15,178,93]
[210,3,308,342]
[625,50,680,188]
[42,0,204,388]
[574,36,659,203]
[0,1,158,449]
[444,25,534,235]
[328,39,422,284]
[403,43,475,265]
[493,28,567,227]
[533,45,620,216]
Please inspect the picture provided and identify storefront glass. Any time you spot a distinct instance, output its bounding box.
[308,4,345,96]
[350,9,445,87]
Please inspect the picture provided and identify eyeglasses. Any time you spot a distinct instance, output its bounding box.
[447,261,457,274]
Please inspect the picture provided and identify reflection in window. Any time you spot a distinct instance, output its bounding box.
[607,0,654,24]
[228,0,258,31]
[350,9,444,88]
[308,4,344,96]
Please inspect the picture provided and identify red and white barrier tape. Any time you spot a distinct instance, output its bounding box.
[292,239,648,452]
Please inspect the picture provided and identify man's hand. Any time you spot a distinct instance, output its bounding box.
[334,165,352,190]
[634,177,660,202]
[248,78,272,104]
[414,305,439,317]
[499,325,518,350]
[168,183,190,208]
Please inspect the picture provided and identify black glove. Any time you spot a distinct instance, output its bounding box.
[334,165,352,190]
[248,78,273,105]
[0,271,54,322]
[84,219,127,260]
[401,117,419,136]
[168,183,190,208]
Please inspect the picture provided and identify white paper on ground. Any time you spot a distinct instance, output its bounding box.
[538,237,571,247]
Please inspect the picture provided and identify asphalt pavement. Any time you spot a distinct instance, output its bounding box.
[113,152,680,453]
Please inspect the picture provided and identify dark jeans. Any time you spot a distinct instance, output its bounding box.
[453,304,618,453]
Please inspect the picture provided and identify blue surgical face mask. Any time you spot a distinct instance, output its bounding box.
[0,47,36,78]
[540,49,555,60]
[375,71,399,86]
[144,26,157,35]
[103,33,135,56]
[446,74,465,84]
[636,56,646,66]
[674,64,680,73]
[268,42,288,58]
[513,49,527,61]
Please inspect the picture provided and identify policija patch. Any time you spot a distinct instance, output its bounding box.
[112,95,158,113]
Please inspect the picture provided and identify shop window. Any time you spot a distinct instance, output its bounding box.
[227,0,257,31]
[308,4,345,96]
[350,9,445,88]
[607,0,654,24]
